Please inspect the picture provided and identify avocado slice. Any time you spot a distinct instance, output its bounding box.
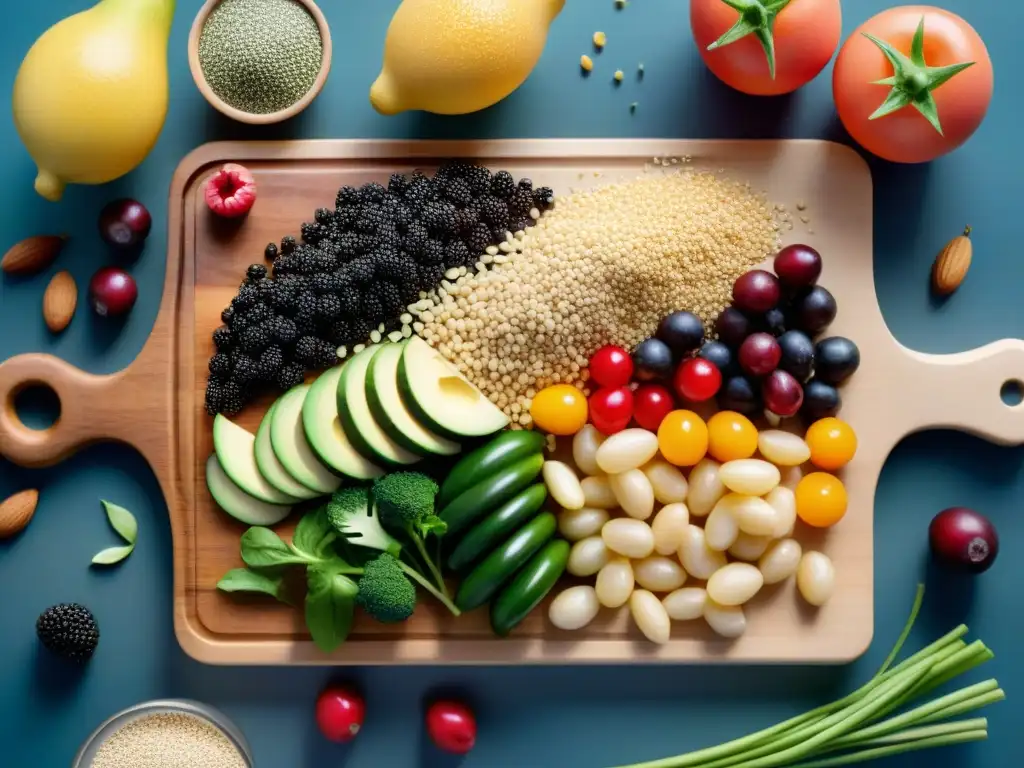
[302,365,385,481]
[255,401,322,500]
[366,341,460,457]
[213,415,302,505]
[205,454,292,526]
[269,384,342,495]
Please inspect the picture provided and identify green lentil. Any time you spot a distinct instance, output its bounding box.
[199,0,323,115]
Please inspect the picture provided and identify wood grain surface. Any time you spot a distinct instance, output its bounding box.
[2,139,1022,665]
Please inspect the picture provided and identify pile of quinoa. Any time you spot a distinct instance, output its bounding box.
[412,169,781,426]
[90,712,246,768]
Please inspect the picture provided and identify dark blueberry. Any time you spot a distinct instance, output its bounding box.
[698,341,735,375]
[789,285,837,336]
[656,311,705,359]
[490,170,516,199]
[802,378,842,421]
[718,375,761,416]
[814,337,860,385]
[632,338,674,382]
[209,353,231,376]
[280,235,297,254]
[777,330,815,381]
[714,307,752,348]
[264,242,278,261]
[763,308,786,336]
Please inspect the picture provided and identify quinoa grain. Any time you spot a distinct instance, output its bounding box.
[91,713,246,768]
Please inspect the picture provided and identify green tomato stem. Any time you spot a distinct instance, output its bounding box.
[707,0,793,79]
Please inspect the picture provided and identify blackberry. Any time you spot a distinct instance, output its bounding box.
[353,233,375,255]
[240,323,273,355]
[315,207,333,225]
[422,239,446,265]
[464,165,492,197]
[280,235,297,254]
[534,186,555,208]
[295,307,318,335]
[257,346,285,381]
[361,293,383,322]
[36,603,99,663]
[220,380,245,415]
[445,240,471,268]
[335,185,360,208]
[241,303,273,328]
[400,279,420,305]
[221,306,235,325]
[269,280,299,313]
[376,225,402,250]
[272,254,297,276]
[454,206,478,235]
[509,187,534,219]
[479,196,510,229]
[356,203,387,234]
[374,282,404,316]
[465,222,492,255]
[232,284,259,309]
[232,354,259,384]
[438,160,475,179]
[336,230,362,257]
[374,246,405,280]
[316,294,342,320]
[311,272,341,294]
[295,336,336,367]
[309,250,338,274]
[346,258,376,286]
[264,242,278,261]
[388,172,410,196]
[209,353,231,376]
[254,278,277,302]
[421,201,457,237]
[329,318,352,345]
[246,263,268,282]
[335,205,359,230]
[361,182,387,203]
[389,201,412,232]
[301,222,328,245]
[512,219,531,233]
[518,177,534,192]
[490,225,508,243]
[348,316,373,342]
[403,221,429,256]
[212,325,234,351]
[443,178,473,206]
[337,289,361,317]
[490,170,516,199]
[270,316,299,346]
[275,363,305,390]
[418,263,446,287]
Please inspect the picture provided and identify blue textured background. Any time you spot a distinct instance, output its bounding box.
[1,1,1022,766]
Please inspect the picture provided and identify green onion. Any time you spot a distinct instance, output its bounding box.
[611,584,1004,768]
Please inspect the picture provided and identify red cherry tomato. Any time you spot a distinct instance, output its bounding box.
[633,384,675,431]
[315,686,365,743]
[673,358,722,402]
[589,386,634,435]
[589,345,634,388]
[426,700,477,755]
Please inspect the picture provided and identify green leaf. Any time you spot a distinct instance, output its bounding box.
[304,564,358,652]
[91,544,134,566]
[101,500,137,545]
[217,568,288,602]
[417,514,448,540]
[292,507,335,559]
[240,526,310,568]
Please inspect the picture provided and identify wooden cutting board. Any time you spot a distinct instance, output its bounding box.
[2,139,1022,665]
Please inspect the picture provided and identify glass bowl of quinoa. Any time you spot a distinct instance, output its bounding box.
[73,699,252,768]
[188,0,332,125]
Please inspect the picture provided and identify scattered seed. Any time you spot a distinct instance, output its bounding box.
[638,62,645,77]
[336,345,347,359]
[614,70,624,83]
[593,31,607,49]
[388,330,404,343]
[581,54,594,72]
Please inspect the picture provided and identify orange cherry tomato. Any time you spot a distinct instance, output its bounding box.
[657,410,708,467]
[530,384,588,435]
[795,472,848,528]
[833,7,993,164]
[691,0,842,96]
[805,417,857,470]
[706,411,758,463]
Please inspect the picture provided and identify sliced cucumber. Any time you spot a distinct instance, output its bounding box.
[270,384,342,495]
[398,336,509,441]
[213,415,302,505]
[303,366,385,481]
[337,346,421,469]
[254,401,322,500]
[205,454,293,526]
[366,342,460,457]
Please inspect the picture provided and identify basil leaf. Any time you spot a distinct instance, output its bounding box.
[217,568,287,602]
[101,500,138,545]
[304,564,358,652]
[241,527,309,568]
[292,507,334,559]
[91,544,134,566]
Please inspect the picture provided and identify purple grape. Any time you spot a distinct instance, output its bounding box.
[738,332,781,377]
[715,307,751,347]
[774,245,822,288]
[732,270,781,314]
[763,370,804,417]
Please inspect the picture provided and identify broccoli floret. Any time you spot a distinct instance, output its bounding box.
[326,487,402,556]
[355,553,416,623]
[373,472,447,538]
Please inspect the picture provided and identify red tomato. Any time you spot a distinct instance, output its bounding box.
[426,700,477,754]
[833,7,993,163]
[673,358,722,403]
[589,345,633,388]
[633,384,676,431]
[589,386,634,435]
[315,686,365,743]
[691,0,842,96]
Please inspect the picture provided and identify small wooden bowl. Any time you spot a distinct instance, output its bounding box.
[188,0,333,125]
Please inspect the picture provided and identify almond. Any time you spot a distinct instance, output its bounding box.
[0,489,39,538]
[932,226,972,296]
[1,234,67,276]
[43,270,77,333]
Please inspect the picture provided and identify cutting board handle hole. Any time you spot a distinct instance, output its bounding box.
[1000,379,1024,407]
[9,383,61,431]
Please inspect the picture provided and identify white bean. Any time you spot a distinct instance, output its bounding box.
[630,590,671,644]
[663,587,708,621]
[651,502,689,555]
[704,599,747,638]
[757,430,811,466]
[567,536,611,577]
[728,531,773,561]
[719,459,781,496]
[543,461,585,510]
[687,458,724,517]
[609,469,655,520]
[797,551,836,607]
[581,476,618,509]
[707,563,764,606]
[549,585,600,630]
[602,518,655,559]
[558,507,610,541]
[705,497,741,551]
[595,557,634,608]
[642,460,689,505]
[765,486,797,538]
[780,465,803,491]
[572,424,606,476]
[633,555,687,592]
[677,525,728,580]
[719,493,778,536]
[759,538,802,585]
[595,428,660,474]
